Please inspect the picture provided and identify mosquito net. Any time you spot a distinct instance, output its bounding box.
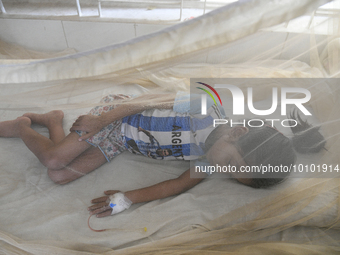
[0,0,340,254]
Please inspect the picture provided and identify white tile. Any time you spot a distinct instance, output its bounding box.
[62,21,135,52]
[0,19,67,51]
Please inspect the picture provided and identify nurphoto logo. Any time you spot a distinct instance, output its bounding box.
[196,82,223,115]
[195,81,312,128]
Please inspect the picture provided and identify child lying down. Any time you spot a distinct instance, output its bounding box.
[0,93,325,218]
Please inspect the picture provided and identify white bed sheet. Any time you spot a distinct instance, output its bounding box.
[0,82,338,254]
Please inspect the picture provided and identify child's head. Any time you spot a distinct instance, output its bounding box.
[205,113,326,188]
[236,124,295,188]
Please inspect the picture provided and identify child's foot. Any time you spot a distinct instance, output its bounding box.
[0,116,31,138]
[23,110,64,128]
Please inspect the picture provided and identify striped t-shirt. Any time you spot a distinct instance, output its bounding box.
[120,93,225,161]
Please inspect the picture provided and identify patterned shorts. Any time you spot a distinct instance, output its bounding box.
[76,94,131,162]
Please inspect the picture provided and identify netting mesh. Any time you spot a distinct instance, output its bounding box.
[1,0,340,254]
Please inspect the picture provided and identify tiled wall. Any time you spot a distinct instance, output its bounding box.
[0,17,327,65]
[0,18,169,52]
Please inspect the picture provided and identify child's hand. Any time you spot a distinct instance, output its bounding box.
[70,115,103,141]
[88,190,121,218]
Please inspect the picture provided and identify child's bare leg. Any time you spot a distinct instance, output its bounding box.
[20,128,91,170]
[23,112,108,184]
[0,113,92,170]
[0,117,32,138]
[48,146,107,184]
[23,110,65,144]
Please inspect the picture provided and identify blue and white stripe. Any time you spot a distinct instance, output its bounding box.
[121,94,225,161]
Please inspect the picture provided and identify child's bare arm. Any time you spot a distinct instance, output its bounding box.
[88,168,207,218]
[70,93,176,141]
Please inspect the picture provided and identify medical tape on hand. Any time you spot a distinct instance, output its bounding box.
[109,192,132,215]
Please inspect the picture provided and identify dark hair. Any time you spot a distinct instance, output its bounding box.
[289,110,326,153]
[236,113,326,189]
[237,124,294,188]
